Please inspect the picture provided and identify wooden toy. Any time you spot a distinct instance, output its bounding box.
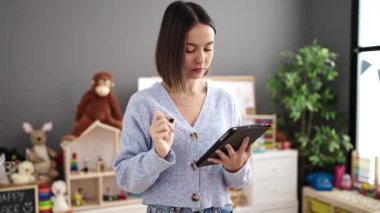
[103,187,116,201]
[96,157,106,172]
[70,153,78,171]
[60,121,141,211]
[81,157,89,173]
[116,191,127,200]
[72,188,84,206]
[38,183,52,212]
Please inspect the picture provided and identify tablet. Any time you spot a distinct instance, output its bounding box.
[195,124,271,167]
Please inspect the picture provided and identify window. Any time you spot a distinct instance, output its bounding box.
[351,0,380,185]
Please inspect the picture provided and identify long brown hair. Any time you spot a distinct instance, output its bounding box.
[155,1,216,92]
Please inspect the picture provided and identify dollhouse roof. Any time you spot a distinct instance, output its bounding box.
[61,120,120,150]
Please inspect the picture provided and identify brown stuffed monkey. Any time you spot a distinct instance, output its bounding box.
[70,70,122,137]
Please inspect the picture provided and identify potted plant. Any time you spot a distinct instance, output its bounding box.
[267,41,352,171]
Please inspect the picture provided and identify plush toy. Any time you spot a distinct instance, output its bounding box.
[51,180,72,213]
[11,161,36,184]
[65,71,122,139]
[0,147,24,177]
[0,153,10,184]
[23,122,58,179]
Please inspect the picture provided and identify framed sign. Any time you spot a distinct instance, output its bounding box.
[138,75,256,118]
[0,184,38,213]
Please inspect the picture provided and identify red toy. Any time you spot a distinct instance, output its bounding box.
[64,71,122,139]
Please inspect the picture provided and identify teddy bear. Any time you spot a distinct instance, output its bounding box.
[51,180,72,213]
[62,71,122,141]
[11,161,36,184]
[23,122,58,180]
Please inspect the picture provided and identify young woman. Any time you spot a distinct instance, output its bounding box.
[113,1,252,212]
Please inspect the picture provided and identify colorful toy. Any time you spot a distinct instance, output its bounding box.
[62,71,122,140]
[51,180,71,213]
[116,190,127,200]
[103,187,116,201]
[11,160,36,184]
[70,153,78,171]
[23,122,58,179]
[38,183,52,212]
[72,188,84,206]
[340,174,352,190]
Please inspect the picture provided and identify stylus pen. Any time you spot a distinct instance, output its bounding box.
[167,117,175,123]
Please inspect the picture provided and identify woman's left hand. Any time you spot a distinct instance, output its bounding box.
[207,137,252,172]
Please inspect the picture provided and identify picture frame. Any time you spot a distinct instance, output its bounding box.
[0,184,38,213]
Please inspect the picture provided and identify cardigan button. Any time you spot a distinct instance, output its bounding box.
[190,132,198,141]
[191,161,198,170]
[191,193,200,201]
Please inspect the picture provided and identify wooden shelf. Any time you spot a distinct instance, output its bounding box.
[101,197,142,207]
[69,170,116,180]
[71,199,101,211]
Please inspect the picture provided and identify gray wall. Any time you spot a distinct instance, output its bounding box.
[306,0,351,114]
[0,0,350,153]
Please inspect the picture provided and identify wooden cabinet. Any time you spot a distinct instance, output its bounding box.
[242,149,298,212]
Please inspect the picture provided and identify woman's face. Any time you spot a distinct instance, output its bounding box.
[184,23,215,80]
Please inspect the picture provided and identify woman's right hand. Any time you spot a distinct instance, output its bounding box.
[149,110,175,159]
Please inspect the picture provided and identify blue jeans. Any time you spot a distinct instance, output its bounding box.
[147,204,233,213]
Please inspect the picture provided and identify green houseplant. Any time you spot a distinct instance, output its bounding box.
[267,41,352,167]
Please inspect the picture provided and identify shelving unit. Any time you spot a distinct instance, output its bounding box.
[242,149,298,212]
[61,121,142,211]
[303,186,380,213]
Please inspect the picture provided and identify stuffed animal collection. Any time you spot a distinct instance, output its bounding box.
[2,70,122,211]
[23,122,58,180]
